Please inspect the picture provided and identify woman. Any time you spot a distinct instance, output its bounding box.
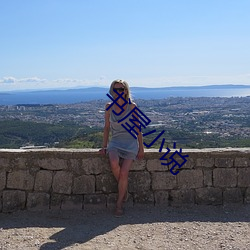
[99,79,144,217]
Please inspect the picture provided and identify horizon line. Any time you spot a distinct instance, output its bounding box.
[1,83,250,93]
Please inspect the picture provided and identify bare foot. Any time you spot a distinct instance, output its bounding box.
[123,190,128,202]
[114,207,124,217]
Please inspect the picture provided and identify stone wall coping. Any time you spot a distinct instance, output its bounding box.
[0,147,250,159]
[1,147,250,154]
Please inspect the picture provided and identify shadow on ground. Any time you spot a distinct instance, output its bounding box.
[0,204,250,250]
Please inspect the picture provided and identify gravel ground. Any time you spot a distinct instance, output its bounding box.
[0,205,250,250]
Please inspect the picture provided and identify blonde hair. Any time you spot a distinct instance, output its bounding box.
[109,79,133,102]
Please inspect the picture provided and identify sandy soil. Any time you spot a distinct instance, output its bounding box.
[0,205,250,250]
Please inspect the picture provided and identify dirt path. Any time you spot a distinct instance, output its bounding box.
[0,205,250,250]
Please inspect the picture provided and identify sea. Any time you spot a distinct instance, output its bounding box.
[0,86,250,105]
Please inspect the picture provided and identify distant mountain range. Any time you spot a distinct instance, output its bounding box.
[0,84,250,105]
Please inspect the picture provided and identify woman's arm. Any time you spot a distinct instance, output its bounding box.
[137,128,144,159]
[132,103,144,159]
[100,103,111,155]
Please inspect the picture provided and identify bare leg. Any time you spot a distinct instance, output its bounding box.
[109,152,133,215]
[108,151,120,181]
[116,159,133,209]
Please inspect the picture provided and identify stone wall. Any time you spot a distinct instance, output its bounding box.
[0,148,250,213]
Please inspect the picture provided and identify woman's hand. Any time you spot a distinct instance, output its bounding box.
[137,147,144,160]
[99,148,107,155]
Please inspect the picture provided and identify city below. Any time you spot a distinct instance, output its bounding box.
[0,96,249,149]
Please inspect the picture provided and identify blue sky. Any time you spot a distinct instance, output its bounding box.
[0,0,250,91]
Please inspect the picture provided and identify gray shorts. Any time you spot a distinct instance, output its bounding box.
[107,147,137,160]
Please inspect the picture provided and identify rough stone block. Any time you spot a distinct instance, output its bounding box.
[133,191,154,204]
[169,189,194,206]
[167,153,190,172]
[12,157,29,169]
[203,169,213,187]
[128,172,151,193]
[146,159,168,172]
[195,187,222,205]
[154,191,169,206]
[213,168,237,188]
[182,157,195,169]
[196,158,214,168]
[245,188,250,204]
[2,190,26,212]
[36,158,68,170]
[34,170,53,192]
[27,192,50,210]
[84,194,106,210]
[50,193,64,209]
[52,171,73,194]
[223,188,243,204]
[96,174,117,193]
[0,171,6,190]
[72,175,95,194]
[68,159,82,175]
[215,158,234,168]
[0,157,11,171]
[131,159,146,171]
[234,157,250,167]
[152,172,176,190]
[0,192,2,212]
[238,168,250,187]
[81,157,110,175]
[61,195,83,210]
[107,193,118,208]
[177,170,203,189]
[7,170,34,190]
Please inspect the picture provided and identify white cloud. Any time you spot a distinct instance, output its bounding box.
[0,76,46,84]
[52,77,109,87]
[0,76,110,91]
[0,77,16,84]
[19,77,46,83]
[53,78,84,83]
[0,76,48,91]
